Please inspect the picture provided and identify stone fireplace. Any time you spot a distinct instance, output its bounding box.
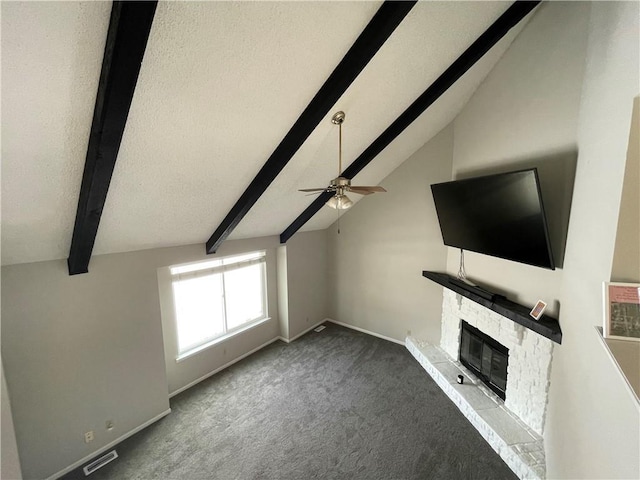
[441,289,554,435]
[407,285,556,479]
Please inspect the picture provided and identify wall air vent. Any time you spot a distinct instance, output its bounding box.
[83,450,118,476]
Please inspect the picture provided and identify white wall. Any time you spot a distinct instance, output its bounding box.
[0,235,282,479]
[327,124,453,343]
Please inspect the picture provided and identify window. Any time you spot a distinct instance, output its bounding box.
[170,251,267,357]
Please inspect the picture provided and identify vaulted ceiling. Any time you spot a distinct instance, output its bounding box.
[1,1,534,267]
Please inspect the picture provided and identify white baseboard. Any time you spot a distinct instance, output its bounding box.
[46,320,400,479]
[279,319,328,343]
[47,320,401,479]
[47,408,171,480]
[169,336,282,398]
[326,318,405,345]
[171,320,328,398]
[170,320,329,396]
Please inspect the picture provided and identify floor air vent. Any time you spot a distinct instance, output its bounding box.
[83,450,118,476]
[314,325,326,332]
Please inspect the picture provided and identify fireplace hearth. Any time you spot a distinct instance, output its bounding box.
[411,276,556,479]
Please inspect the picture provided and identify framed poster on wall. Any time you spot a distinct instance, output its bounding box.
[603,282,640,342]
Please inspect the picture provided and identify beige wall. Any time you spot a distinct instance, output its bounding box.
[449,1,589,315]
[276,245,290,340]
[156,237,281,396]
[607,96,640,398]
[1,361,22,480]
[283,231,329,340]
[1,231,330,478]
[2,254,170,479]
[611,97,640,284]
[450,2,639,478]
[544,3,639,478]
[326,2,639,478]
[0,235,285,479]
[327,124,453,343]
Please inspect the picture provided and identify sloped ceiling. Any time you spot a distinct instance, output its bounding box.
[1,1,531,266]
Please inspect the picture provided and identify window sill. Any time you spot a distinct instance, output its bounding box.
[176,317,272,363]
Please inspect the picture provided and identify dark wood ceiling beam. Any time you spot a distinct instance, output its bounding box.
[280,0,541,245]
[205,1,417,254]
[67,1,157,275]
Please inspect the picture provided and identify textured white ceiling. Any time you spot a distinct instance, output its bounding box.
[1,1,532,266]
[1,1,111,265]
[239,1,527,237]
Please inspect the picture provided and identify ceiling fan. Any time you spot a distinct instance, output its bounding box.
[299,111,386,209]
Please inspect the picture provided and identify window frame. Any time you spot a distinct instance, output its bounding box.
[169,251,269,361]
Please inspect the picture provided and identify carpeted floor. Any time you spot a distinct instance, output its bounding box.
[62,323,517,480]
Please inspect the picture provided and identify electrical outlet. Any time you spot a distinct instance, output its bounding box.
[84,431,94,443]
[105,420,114,431]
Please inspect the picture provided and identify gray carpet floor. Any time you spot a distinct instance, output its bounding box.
[62,323,517,480]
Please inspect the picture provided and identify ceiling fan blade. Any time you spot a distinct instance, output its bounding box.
[349,185,387,193]
[348,188,374,196]
[298,188,329,192]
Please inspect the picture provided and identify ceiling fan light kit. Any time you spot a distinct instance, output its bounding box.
[300,111,386,211]
[326,194,353,210]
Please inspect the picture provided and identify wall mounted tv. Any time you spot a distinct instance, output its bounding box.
[431,168,555,270]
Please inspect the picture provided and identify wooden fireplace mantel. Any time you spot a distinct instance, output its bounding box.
[423,271,562,344]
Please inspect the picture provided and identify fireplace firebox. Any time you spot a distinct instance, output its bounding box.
[459,320,509,400]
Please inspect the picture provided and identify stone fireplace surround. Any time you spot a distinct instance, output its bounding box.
[407,289,555,479]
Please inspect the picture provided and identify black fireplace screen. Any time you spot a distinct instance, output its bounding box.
[459,320,509,400]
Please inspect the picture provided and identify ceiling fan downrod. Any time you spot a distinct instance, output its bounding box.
[297,110,386,210]
[331,110,345,178]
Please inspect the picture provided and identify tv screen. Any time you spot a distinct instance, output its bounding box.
[431,168,555,270]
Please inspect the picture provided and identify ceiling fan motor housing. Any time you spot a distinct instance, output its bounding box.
[330,177,351,187]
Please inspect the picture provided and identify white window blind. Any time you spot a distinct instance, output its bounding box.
[170,251,267,357]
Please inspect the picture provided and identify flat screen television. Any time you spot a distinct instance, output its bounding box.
[431,168,555,270]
